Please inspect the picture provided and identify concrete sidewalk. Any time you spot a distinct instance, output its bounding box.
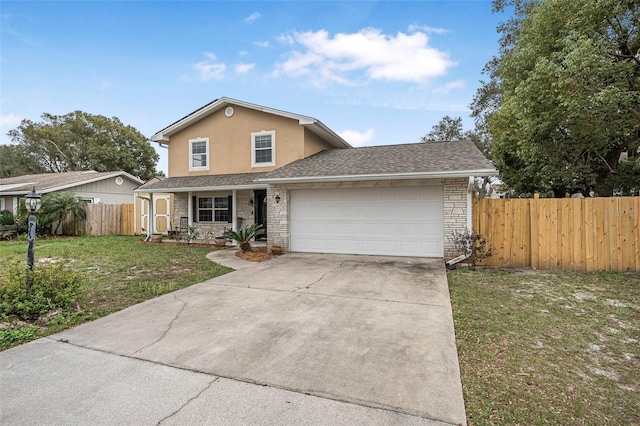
[1,250,465,425]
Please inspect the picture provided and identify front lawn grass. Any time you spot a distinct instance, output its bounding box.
[0,236,231,349]
[449,268,640,425]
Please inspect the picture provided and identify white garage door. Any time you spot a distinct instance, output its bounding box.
[290,186,443,257]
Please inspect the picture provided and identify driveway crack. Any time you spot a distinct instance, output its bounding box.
[133,294,187,355]
[298,260,347,291]
[156,377,219,425]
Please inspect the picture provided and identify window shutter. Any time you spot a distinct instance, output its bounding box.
[227,195,233,223]
[192,196,198,222]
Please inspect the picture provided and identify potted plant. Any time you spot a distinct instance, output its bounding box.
[214,235,228,247]
[271,245,282,255]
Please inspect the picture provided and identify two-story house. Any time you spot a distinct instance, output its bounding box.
[136,97,496,258]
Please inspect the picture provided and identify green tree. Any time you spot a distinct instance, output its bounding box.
[422,116,495,197]
[479,0,640,196]
[6,111,159,180]
[421,116,466,142]
[39,192,87,235]
[0,145,33,178]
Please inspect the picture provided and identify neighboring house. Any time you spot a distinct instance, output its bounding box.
[0,170,143,215]
[136,97,497,258]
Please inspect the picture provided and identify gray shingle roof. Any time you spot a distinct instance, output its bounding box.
[259,141,496,181]
[136,172,269,192]
[0,171,142,195]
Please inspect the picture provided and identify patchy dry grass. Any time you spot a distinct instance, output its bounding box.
[449,268,640,425]
[0,236,231,348]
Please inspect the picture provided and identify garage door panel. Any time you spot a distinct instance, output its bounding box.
[290,186,444,257]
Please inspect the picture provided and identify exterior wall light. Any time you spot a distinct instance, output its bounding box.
[275,195,281,203]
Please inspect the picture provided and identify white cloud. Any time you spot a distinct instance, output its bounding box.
[194,62,226,81]
[408,24,447,34]
[339,128,375,147]
[243,12,260,24]
[0,113,24,128]
[277,34,295,45]
[193,52,226,81]
[0,113,24,144]
[274,28,455,86]
[254,40,270,48]
[235,63,255,74]
[433,79,465,94]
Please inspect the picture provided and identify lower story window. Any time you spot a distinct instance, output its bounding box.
[198,197,213,222]
[214,197,229,222]
[197,196,229,222]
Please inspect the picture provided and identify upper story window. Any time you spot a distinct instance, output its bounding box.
[189,138,209,171]
[251,131,275,167]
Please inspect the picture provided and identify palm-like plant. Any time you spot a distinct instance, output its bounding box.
[223,223,265,252]
[39,192,87,235]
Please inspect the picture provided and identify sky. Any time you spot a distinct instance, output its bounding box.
[0,1,510,175]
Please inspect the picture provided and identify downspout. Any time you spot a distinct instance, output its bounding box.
[445,176,475,270]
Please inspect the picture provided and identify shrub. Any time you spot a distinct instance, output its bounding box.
[0,210,15,225]
[39,192,87,235]
[450,229,494,270]
[224,224,265,252]
[0,261,83,319]
[0,325,39,349]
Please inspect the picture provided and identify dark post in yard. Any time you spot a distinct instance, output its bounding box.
[25,187,41,291]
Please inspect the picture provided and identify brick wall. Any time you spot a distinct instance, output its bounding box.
[443,178,469,258]
[266,184,289,252]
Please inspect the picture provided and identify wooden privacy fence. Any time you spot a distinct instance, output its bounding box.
[64,203,134,236]
[473,197,640,272]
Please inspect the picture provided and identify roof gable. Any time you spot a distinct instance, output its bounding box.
[150,97,351,149]
[0,171,144,195]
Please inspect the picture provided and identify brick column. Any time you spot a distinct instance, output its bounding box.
[443,178,468,258]
[266,184,289,252]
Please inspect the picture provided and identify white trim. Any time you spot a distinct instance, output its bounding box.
[467,176,474,231]
[135,183,268,194]
[187,191,193,226]
[232,189,237,231]
[251,130,276,168]
[189,138,210,172]
[149,193,155,236]
[0,198,4,211]
[150,97,352,149]
[257,169,498,184]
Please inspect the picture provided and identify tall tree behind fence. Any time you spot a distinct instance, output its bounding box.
[64,203,134,236]
[473,197,640,272]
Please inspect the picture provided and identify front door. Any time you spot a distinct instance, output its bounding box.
[254,189,267,240]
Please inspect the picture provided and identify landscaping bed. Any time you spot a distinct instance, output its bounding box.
[449,267,640,425]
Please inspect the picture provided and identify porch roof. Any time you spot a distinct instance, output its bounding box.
[135,172,268,193]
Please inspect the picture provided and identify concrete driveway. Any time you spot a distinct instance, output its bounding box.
[0,252,466,426]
